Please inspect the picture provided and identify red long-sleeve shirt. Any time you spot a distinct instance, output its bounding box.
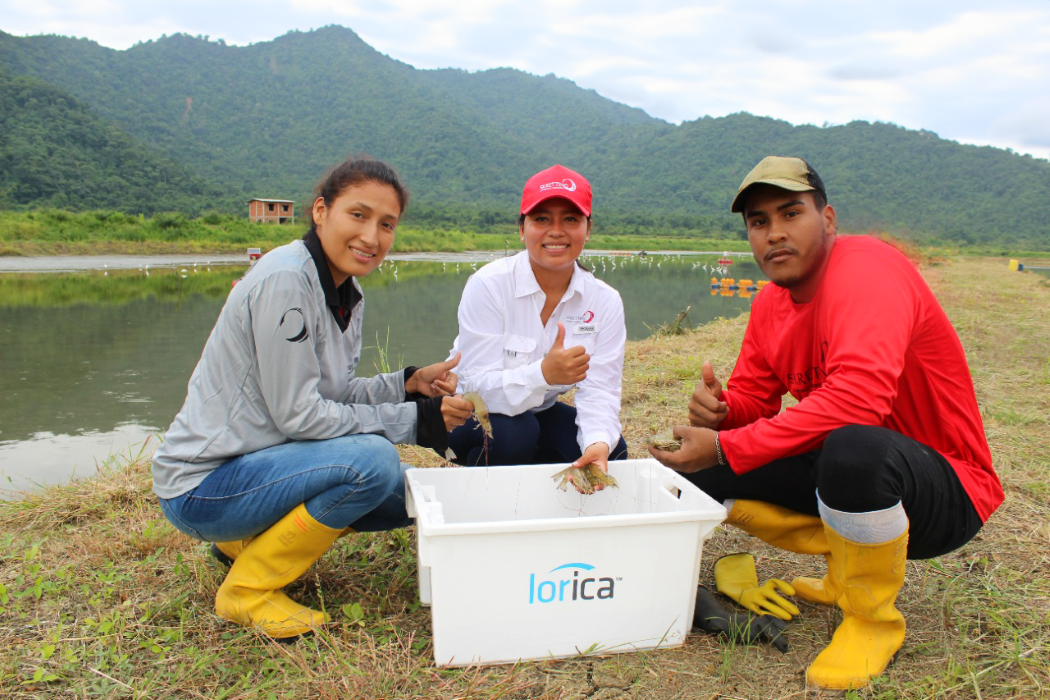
[718,236,1003,522]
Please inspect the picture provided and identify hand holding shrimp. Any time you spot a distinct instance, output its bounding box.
[440,394,474,431]
[552,442,618,494]
[461,392,493,439]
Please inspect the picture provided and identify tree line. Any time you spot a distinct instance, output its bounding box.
[1,27,1047,249]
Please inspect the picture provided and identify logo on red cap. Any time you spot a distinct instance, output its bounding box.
[540,179,578,193]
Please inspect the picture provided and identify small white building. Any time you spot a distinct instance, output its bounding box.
[248,198,295,224]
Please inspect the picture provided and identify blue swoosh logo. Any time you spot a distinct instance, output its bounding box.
[549,563,594,573]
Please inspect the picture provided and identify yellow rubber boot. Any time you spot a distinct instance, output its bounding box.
[791,555,840,605]
[725,500,828,554]
[806,527,908,690]
[212,527,354,566]
[214,504,342,639]
[210,539,250,567]
[725,500,840,605]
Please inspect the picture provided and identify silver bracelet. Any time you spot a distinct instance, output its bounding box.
[714,433,727,467]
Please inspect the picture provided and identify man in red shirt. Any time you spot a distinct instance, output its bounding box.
[650,156,1003,690]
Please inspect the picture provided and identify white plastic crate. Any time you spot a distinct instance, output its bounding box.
[405,458,727,667]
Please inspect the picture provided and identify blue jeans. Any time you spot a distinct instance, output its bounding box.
[158,434,412,542]
[447,401,629,467]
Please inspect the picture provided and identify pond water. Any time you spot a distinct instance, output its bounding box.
[0,252,764,494]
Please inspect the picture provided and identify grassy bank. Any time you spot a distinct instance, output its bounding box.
[0,209,752,257]
[1,259,1048,698]
[4,209,1048,258]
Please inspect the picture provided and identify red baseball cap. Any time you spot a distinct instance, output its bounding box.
[520,164,592,217]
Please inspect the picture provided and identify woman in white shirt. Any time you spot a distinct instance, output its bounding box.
[448,164,628,473]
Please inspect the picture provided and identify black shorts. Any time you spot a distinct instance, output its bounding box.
[684,425,983,559]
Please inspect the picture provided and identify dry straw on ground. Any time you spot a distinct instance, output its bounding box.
[1,258,1047,699]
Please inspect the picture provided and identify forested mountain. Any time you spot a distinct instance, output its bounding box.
[1,26,1048,247]
[0,68,217,212]
[426,67,662,156]
[0,27,539,207]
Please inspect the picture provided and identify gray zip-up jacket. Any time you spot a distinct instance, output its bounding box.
[152,238,419,499]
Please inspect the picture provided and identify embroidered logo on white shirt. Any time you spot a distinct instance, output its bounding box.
[564,310,596,325]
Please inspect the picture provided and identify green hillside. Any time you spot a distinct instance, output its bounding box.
[0,68,217,213]
[0,27,540,206]
[425,67,663,155]
[601,114,1050,247]
[1,26,1048,248]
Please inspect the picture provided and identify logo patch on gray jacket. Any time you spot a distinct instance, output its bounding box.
[279,308,309,343]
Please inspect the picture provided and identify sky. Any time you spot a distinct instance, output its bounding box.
[4,0,1050,160]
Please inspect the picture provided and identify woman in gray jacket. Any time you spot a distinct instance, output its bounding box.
[152,157,472,638]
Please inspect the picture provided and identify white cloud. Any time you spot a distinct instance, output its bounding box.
[2,0,1049,158]
[875,11,1028,61]
[288,0,366,15]
[991,97,1050,149]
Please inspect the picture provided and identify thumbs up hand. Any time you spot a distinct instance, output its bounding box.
[552,321,566,349]
[688,361,728,428]
[408,352,461,397]
[541,322,590,386]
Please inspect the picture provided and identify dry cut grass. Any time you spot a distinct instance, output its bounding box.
[1,258,1047,699]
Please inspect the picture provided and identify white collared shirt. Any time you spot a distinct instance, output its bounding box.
[451,250,625,453]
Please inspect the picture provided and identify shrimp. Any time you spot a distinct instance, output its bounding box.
[552,463,619,495]
[459,392,617,495]
[647,431,682,452]
[462,392,493,439]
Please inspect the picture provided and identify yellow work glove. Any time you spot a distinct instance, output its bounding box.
[714,553,800,621]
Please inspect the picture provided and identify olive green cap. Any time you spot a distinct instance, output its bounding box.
[731,156,826,213]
